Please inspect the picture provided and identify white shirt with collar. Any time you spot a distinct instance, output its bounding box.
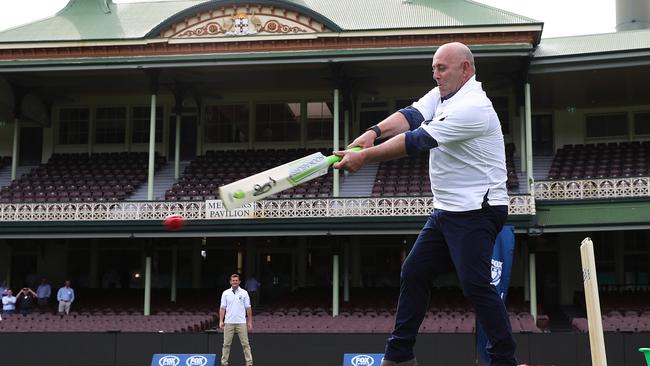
[2,295,16,311]
[411,75,509,212]
[37,284,51,298]
[220,287,250,324]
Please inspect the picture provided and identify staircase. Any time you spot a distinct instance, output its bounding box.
[338,162,379,197]
[508,156,527,195]
[0,165,37,188]
[533,155,554,181]
[510,155,554,194]
[128,161,190,201]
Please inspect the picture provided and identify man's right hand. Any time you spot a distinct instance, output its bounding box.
[348,130,378,149]
[219,320,224,329]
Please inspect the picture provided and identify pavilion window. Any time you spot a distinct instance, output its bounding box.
[95,107,126,144]
[58,107,89,145]
[306,102,340,140]
[633,111,650,136]
[255,102,300,142]
[585,113,628,138]
[205,104,249,143]
[131,106,163,143]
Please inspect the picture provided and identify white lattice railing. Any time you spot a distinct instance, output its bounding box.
[0,195,535,222]
[534,177,650,201]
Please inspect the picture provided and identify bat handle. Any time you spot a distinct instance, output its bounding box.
[326,146,362,165]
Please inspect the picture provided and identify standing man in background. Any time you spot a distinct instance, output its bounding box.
[245,274,261,308]
[57,280,75,316]
[0,281,7,297]
[36,278,51,312]
[219,274,253,366]
[334,42,516,366]
[16,287,37,316]
[2,289,16,315]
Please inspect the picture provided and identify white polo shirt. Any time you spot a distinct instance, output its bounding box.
[410,76,509,211]
[2,295,16,311]
[220,287,251,324]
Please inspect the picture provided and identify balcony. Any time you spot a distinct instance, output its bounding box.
[0,195,535,222]
[534,176,650,201]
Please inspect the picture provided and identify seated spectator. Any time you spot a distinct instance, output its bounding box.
[17,287,37,316]
[2,289,16,315]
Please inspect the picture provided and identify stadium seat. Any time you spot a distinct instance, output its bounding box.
[0,153,164,203]
[165,149,338,201]
[547,142,650,180]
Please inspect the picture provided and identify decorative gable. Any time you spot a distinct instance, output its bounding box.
[162,4,331,38]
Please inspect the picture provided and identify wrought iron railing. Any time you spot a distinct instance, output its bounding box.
[0,195,535,222]
[4,177,648,223]
[534,177,650,201]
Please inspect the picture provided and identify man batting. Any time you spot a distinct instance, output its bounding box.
[334,42,517,366]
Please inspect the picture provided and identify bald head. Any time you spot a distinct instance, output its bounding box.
[438,42,474,69]
[432,42,476,97]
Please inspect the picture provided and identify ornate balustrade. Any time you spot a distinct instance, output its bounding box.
[534,177,650,201]
[0,195,535,222]
[5,177,646,223]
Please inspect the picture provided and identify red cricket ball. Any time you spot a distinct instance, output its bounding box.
[163,214,186,231]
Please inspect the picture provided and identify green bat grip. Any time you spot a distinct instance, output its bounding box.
[326,146,363,165]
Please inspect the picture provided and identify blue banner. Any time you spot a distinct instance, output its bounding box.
[343,353,385,366]
[151,354,217,366]
[476,225,515,363]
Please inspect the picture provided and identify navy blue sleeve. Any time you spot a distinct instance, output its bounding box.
[398,106,425,131]
[404,127,438,156]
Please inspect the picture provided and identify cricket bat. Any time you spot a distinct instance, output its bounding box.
[218,147,361,210]
[580,237,607,366]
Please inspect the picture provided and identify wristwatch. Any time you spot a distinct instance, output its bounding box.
[366,124,381,138]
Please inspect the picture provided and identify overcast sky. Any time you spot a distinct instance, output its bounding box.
[0,0,616,38]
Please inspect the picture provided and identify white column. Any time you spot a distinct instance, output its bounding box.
[529,252,537,321]
[10,117,19,180]
[525,83,534,194]
[333,89,340,197]
[147,94,157,201]
[174,113,181,180]
[332,254,339,317]
[519,106,526,173]
[344,110,350,177]
[144,256,152,316]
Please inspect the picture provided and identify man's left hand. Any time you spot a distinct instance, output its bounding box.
[332,149,366,173]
